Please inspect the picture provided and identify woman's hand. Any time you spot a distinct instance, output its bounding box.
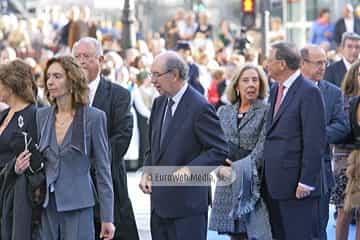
[15,150,31,174]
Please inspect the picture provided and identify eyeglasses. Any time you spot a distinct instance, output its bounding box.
[74,53,97,61]
[149,70,172,79]
[304,59,328,67]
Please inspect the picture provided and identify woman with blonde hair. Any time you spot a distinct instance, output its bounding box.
[15,56,115,240]
[209,64,272,239]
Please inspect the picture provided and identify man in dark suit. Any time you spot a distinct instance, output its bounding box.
[139,51,228,240]
[300,45,350,240]
[334,4,360,46]
[263,42,326,240]
[324,32,360,87]
[72,37,139,240]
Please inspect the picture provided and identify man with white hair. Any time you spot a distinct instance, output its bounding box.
[334,4,360,46]
[72,37,139,240]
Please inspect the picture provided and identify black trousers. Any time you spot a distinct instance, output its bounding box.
[262,180,317,240]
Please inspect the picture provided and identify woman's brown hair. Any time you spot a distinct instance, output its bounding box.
[0,59,37,104]
[341,59,360,97]
[43,56,89,109]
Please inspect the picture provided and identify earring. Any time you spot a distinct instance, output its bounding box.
[236,89,240,97]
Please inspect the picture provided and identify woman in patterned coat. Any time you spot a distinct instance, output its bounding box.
[209,64,272,240]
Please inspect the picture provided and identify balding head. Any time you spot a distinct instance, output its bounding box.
[154,51,188,81]
[151,51,189,97]
[343,4,354,18]
[300,45,327,82]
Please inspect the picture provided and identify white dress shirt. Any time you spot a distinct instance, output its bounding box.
[344,17,355,33]
[169,82,188,116]
[88,75,101,106]
[279,70,300,103]
[342,57,352,71]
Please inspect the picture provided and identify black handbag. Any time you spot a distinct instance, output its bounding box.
[10,131,46,206]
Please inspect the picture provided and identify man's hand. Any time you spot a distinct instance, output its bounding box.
[173,166,191,177]
[295,184,311,199]
[218,166,232,179]
[172,166,191,184]
[217,159,233,179]
[139,172,152,194]
[100,222,115,240]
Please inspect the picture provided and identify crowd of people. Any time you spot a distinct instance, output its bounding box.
[0,2,359,240]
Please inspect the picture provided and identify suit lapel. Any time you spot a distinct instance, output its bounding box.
[338,61,347,86]
[92,77,108,109]
[318,80,330,123]
[237,101,259,131]
[158,87,191,159]
[266,84,277,133]
[153,97,167,162]
[268,76,302,132]
[228,102,238,133]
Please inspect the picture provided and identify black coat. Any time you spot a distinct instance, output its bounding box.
[324,59,347,87]
[334,17,360,45]
[92,77,139,240]
[0,105,44,240]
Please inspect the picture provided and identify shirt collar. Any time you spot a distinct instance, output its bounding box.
[282,69,300,89]
[171,82,188,105]
[88,74,101,105]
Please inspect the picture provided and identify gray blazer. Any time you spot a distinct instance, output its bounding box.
[209,100,271,238]
[37,105,114,222]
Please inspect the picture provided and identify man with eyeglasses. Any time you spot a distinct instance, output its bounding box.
[263,42,326,240]
[300,45,349,240]
[324,32,360,87]
[139,51,228,240]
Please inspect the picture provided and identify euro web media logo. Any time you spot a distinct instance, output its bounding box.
[138,166,237,187]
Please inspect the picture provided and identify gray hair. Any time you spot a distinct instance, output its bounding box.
[300,44,325,60]
[72,37,103,57]
[341,32,360,47]
[163,51,188,81]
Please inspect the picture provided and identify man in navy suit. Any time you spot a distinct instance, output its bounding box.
[139,51,228,240]
[324,32,360,87]
[300,45,349,240]
[263,42,326,240]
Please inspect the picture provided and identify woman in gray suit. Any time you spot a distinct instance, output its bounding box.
[209,64,272,240]
[15,56,115,240]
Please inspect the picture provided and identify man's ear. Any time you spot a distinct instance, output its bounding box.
[98,55,104,65]
[279,59,286,70]
[170,69,179,81]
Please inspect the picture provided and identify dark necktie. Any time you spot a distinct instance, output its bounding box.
[160,98,175,146]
